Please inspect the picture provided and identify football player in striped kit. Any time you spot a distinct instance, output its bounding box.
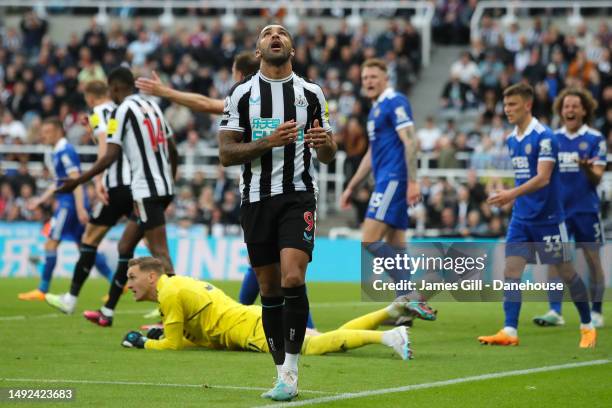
[57,67,177,327]
[218,24,338,401]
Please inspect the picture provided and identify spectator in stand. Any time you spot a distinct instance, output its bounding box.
[416,116,441,153]
[440,74,467,112]
[0,110,27,142]
[450,51,480,84]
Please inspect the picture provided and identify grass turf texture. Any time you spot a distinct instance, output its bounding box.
[0,278,609,407]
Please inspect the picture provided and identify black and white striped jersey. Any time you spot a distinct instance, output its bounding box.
[106,94,174,200]
[219,71,332,204]
[89,101,132,189]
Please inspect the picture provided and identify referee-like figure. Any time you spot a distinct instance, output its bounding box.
[218,24,336,402]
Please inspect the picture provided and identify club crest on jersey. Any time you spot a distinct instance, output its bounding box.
[294,94,307,107]
[374,108,380,117]
[524,144,532,154]
[249,96,260,105]
[579,142,588,151]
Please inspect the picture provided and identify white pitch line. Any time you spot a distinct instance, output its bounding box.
[255,359,611,407]
[0,302,374,321]
[1,378,335,395]
[0,309,148,321]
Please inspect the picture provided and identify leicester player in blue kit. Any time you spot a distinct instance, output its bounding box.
[340,58,435,321]
[533,88,606,328]
[18,117,112,301]
[478,83,596,348]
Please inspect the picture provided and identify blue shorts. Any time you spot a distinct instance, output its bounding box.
[365,179,408,230]
[565,213,605,249]
[505,218,571,264]
[49,205,85,242]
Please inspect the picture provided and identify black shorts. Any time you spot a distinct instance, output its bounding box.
[240,192,317,267]
[132,195,174,231]
[90,186,133,226]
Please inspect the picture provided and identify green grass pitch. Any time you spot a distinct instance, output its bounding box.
[0,278,609,407]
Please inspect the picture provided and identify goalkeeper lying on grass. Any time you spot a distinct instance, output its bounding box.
[121,257,436,359]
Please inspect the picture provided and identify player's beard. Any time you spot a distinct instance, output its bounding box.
[261,47,292,66]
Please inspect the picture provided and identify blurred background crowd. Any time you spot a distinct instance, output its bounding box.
[0,2,610,238]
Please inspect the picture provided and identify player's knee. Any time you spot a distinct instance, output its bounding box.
[258,280,282,297]
[281,273,305,288]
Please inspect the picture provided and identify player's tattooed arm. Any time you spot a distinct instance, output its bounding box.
[398,126,421,205]
[218,121,297,166]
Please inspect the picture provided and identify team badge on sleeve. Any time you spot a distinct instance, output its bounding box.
[539,139,552,155]
[598,140,607,156]
[394,106,409,122]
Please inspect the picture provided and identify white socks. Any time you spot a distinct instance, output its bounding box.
[503,326,518,337]
[580,322,594,330]
[282,353,299,374]
[100,306,114,317]
[381,330,395,347]
[64,293,77,307]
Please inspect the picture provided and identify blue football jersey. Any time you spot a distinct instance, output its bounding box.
[556,125,606,216]
[506,118,563,224]
[45,138,85,208]
[366,88,414,182]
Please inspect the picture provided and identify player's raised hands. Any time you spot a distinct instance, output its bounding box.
[135,71,169,98]
[267,120,299,147]
[305,119,331,148]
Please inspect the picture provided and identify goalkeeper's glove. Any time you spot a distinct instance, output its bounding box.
[146,327,164,340]
[122,331,147,349]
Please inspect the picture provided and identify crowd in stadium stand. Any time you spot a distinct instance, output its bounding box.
[0,9,611,237]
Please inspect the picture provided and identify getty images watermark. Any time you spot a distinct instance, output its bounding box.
[360,241,611,302]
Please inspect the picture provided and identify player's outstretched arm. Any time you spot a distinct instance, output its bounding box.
[136,71,224,114]
[218,121,298,166]
[55,144,122,194]
[398,126,421,205]
[142,322,184,350]
[340,148,372,209]
[68,169,89,225]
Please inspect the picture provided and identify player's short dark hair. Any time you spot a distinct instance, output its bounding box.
[41,116,64,133]
[256,24,294,49]
[128,257,165,275]
[361,58,387,73]
[83,80,108,97]
[553,87,598,126]
[234,51,260,77]
[503,83,534,101]
[108,66,135,88]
